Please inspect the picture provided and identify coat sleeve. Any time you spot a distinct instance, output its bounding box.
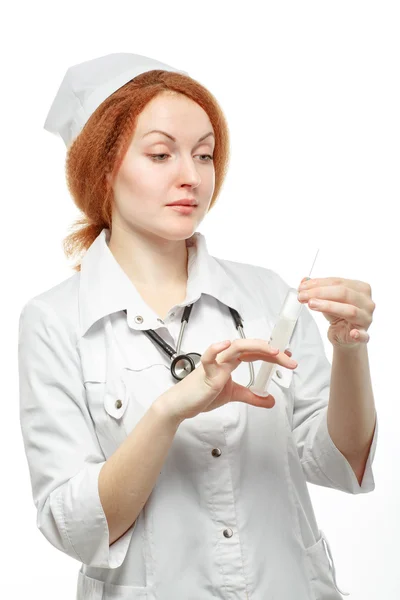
[18,298,137,568]
[289,300,378,494]
[259,267,378,494]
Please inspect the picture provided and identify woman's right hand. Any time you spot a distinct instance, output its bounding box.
[157,338,297,423]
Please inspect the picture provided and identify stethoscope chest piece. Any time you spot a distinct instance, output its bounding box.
[171,352,202,381]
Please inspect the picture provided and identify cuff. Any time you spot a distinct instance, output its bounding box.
[305,409,378,494]
[54,461,136,568]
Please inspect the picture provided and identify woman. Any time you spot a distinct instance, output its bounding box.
[18,52,378,599]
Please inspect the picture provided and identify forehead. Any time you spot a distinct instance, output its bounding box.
[135,93,213,137]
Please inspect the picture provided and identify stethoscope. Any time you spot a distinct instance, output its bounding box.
[124,304,255,386]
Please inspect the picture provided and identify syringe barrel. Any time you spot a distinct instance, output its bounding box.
[250,287,303,397]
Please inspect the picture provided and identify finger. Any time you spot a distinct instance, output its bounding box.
[239,353,297,369]
[222,338,296,367]
[201,340,233,379]
[231,382,275,409]
[217,338,280,364]
[236,347,297,369]
[250,392,276,409]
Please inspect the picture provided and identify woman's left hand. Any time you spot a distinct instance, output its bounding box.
[297,277,376,349]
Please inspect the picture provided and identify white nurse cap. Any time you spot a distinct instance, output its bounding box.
[43,52,189,148]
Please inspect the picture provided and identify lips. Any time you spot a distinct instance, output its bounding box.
[167,199,197,206]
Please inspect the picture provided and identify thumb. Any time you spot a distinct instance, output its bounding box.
[231,382,275,407]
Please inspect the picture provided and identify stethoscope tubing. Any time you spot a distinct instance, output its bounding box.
[124,305,255,386]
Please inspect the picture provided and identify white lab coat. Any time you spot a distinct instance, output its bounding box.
[18,228,378,600]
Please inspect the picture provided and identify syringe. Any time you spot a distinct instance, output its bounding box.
[249,249,320,398]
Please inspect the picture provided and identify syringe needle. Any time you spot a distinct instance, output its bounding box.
[308,248,319,279]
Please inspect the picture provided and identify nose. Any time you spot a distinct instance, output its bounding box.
[178,155,202,187]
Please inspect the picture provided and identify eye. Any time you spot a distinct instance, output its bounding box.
[149,154,169,161]
[148,154,214,162]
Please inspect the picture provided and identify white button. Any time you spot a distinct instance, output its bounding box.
[134,315,144,324]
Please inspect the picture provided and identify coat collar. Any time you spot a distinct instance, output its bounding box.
[78,228,244,338]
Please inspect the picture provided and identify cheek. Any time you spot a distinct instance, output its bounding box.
[114,165,167,215]
[115,167,154,203]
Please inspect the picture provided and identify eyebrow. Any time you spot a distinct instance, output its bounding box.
[142,130,215,143]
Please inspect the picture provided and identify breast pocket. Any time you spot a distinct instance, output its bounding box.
[120,359,175,433]
[81,315,185,454]
[268,364,295,427]
[81,318,138,456]
[83,353,132,456]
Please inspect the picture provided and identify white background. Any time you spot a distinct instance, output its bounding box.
[3,1,399,598]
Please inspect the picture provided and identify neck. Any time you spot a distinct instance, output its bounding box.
[107,227,190,288]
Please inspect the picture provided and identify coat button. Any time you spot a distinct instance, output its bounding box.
[276,370,282,379]
[134,315,144,324]
[211,448,221,457]
[223,528,233,538]
[115,399,123,409]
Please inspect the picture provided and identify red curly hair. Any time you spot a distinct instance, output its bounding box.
[63,69,231,272]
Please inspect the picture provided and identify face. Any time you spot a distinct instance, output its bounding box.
[108,91,215,242]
